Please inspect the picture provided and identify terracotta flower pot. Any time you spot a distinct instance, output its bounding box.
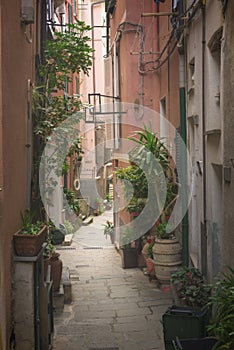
[145,258,155,276]
[152,237,182,284]
[13,225,47,257]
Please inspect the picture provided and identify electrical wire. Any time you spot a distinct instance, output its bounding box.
[139,0,202,74]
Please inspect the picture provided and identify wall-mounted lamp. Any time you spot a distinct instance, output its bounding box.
[21,0,34,24]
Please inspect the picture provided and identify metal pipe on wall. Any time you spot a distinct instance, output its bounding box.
[26,79,32,210]
[179,0,189,266]
[91,0,105,99]
[201,2,208,276]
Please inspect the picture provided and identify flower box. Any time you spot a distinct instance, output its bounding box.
[13,225,47,257]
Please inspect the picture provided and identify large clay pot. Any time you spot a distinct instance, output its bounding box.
[50,252,63,292]
[152,237,182,284]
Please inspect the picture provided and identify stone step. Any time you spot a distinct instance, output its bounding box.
[53,284,64,311]
[62,266,72,304]
[53,266,72,310]
[63,234,73,246]
[82,216,94,226]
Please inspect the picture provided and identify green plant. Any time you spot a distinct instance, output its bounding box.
[207,267,234,349]
[105,192,112,203]
[43,241,55,258]
[64,189,80,214]
[128,125,178,228]
[103,220,114,238]
[170,266,211,308]
[156,222,174,239]
[128,124,170,175]
[20,210,44,235]
[115,165,148,201]
[126,197,146,216]
[64,220,74,235]
[120,226,139,248]
[31,21,93,215]
[94,197,104,213]
[40,22,93,91]
[148,241,155,259]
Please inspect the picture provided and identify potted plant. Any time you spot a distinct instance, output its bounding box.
[127,125,181,283]
[103,220,115,244]
[162,267,214,350]
[170,266,212,308]
[93,197,103,216]
[103,193,112,210]
[151,220,182,285]
[141,235,156,280]
[207,267,234,349]
[167,268,234,350]
[119,226,140,269]
[13,211,47,257]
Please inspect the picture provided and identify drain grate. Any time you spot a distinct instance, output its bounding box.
[89,348,119,350]
[83,246,103,250]
[56,247,76,250]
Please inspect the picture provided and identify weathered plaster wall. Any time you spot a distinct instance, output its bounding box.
[0,0,36,347]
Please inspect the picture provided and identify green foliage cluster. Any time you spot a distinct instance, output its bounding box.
[32,21,93,212]
[64,219,75,235]
[156,222,174,239]
[103,220,114,238]
[40,22,93,91]
[128,124,170,175]
[64,189,80,214]
[208,267,234,349]
[34,22,93,139]
[115,164,148,199]
[20,210,44,235]
[115,164,148,216]
[170,266,211,308]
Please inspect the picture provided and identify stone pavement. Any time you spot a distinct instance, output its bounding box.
[53,210,173,350]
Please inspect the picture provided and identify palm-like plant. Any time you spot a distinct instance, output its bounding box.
[128,124,170,175]
[128,125,178,229]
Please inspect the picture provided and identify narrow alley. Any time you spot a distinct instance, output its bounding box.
[53,210,173,350]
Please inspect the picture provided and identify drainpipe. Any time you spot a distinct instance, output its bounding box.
[179,53,189,266]
[201,2,207,276]
[179,1,189,266]
[26,79,32,210]
[91,0,105,98]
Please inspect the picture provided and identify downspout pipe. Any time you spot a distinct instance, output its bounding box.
[201,2,207,276]
[179,53,189,266]
[26,80,32,210]
[91,0,105,98]
[179,0,189,266]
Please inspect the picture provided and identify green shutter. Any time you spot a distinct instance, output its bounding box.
[68,3,73,23]
[73,0,77,15]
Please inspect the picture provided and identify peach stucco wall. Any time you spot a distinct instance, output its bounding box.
[0,1,37,348]
[109,0,180,132]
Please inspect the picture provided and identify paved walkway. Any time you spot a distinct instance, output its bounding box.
[53,210,173,350]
